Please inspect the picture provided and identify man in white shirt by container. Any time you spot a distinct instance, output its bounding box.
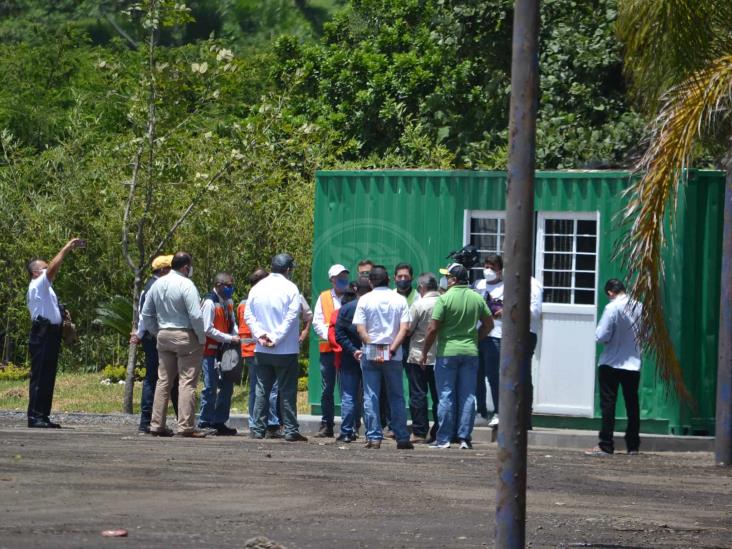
[586,278,643,456]
[245,253,307,442]
[353,265,414,450]
[26,237,85,428]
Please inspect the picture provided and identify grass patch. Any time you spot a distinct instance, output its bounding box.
[0,372,310,415]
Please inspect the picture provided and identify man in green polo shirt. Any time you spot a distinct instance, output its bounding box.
[421,262,493,449]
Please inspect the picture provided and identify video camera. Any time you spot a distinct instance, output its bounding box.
[446,244,480,270]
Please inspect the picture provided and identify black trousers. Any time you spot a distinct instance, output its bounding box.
[405,362,438,438]
[27,322,62,422]
[598,365,641,453]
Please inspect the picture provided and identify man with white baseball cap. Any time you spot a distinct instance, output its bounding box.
[312,263,350,437]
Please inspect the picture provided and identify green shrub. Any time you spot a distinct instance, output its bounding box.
[101,364,145,383]
[0,362,30,381]
[297,376,308,392]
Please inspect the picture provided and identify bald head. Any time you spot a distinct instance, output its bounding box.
[26,259,47,278]
[249,268,269,287]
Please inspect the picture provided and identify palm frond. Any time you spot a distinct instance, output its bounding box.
[619,54,732,400]
[94,295,133,338]
[617,0,732,112]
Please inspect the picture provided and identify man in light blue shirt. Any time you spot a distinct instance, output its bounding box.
[141,252,207,438]
[245,253,307,442]
[587,278,643,456]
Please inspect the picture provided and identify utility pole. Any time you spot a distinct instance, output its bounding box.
[715,168,732,466]
[496,0,540,547]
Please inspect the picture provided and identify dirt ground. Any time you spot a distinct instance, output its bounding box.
[0,416,730,549]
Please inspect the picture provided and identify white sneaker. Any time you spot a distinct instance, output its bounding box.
[488,414,500,428]
[459,439,473,450]
[428,440,451,449]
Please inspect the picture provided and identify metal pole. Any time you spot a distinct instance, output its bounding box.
[715,169,732,466]
[496,1,540,547]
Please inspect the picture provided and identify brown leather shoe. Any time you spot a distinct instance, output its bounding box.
[384,430,396,440]
[177,430,209,438]
[364,439,381,449]
[409,434,427,444]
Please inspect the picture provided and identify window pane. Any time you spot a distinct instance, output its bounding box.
[576,254,596,271]
[577,236,597,253]
[471,218,498,233]
[575,289,595,304]
[545,288,570,303]
[544,253,573,270]
[545,219,573,235]
[472,234,498,251]
[545,235,573,252]
[543,270,572,288]
[575,272,595,289]
[577,220,597,235]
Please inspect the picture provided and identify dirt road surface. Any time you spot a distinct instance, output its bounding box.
[0,417,730,548]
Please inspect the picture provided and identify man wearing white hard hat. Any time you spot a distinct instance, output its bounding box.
[312,263,350,437]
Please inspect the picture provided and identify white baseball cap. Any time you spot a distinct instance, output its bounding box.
[328,264,349,278]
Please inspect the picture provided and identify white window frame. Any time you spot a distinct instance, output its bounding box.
[535,211,600,314]
[463,210,507,279]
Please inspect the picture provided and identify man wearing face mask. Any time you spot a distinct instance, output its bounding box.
[474,254,504,428]
[197,272,240,435]
[312,264,350,438]
[141,252,208,437]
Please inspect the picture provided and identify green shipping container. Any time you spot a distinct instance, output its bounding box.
[308,169,724,435]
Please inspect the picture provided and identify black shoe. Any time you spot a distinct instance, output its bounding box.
[397,440,415,450]
[265,428,284,439]
[284,432,308,442]
[336,433,356,443]
[149,428,175,437]
[213,424,238,436]
[250,432,265,440]
[28,419,57,429]
[138,425,151,434]
[315,426,334,438]
[364,439,381,449]
[197,422,213,429]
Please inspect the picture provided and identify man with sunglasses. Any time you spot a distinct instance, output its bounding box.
[197,272,240,435]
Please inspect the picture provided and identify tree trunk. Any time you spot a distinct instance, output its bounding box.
[715,146,732,466]
[123,271,143,414]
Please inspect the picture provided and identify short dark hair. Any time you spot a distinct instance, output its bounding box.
[249,269,268,286]
[369,265,389,287]
[355,276,372,296]
[417,272,438,291]
[214,272,232,285]
[357,259,374,269]
[484,254,503,270]
[341,287,358,305]
[171,252,192,271]
[394,262,413,277]
[604,278,626,294]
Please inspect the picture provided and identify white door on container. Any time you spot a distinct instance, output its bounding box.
[532,212,599,417]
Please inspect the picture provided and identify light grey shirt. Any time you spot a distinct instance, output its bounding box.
[596,294,642,371]
[407,291,440,365]
[140,270,205,344]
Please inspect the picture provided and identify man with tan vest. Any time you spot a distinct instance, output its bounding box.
[197,272,240,435]
[312,263,350,437]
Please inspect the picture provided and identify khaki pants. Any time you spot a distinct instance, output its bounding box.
[151,329,203,434]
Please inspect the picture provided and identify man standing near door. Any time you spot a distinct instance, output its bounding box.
[586,278,643,456]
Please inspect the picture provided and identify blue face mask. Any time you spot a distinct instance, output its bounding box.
[335,279,349,291]
[222,286,234,299]
[396,279,412,291]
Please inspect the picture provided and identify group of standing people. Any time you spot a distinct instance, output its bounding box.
[25,239,643,456]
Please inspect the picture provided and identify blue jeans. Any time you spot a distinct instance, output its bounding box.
[361,358,409,442]
[320,351,337,429]
[246,356,280,429]
[339,356,362,436]
[480,337,501,414]
[252,353,299,437]
[435,355,479,443]
[198,355,234,426]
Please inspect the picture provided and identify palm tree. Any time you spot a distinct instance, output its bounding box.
[616,0,732,465]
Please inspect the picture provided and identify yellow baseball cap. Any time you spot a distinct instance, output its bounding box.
[151,255,173,271]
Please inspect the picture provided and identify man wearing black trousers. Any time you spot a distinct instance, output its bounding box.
[586,278,643,456]
[26,237,85,428]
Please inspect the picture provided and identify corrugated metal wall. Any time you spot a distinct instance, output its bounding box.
[308,169,724,434]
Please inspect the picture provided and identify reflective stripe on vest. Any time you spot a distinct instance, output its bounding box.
[318,289,335,353]
[203,301,233,357]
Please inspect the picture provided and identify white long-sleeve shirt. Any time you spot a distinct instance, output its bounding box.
[596,294,642,371]
[312,288,342,339]
[201,293,238,343]
[245,273,301,354]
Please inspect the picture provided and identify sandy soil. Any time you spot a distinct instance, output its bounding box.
[0,417,730,548]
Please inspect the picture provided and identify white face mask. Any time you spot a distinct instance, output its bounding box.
[187,265,194,278]
[484,268,498,281]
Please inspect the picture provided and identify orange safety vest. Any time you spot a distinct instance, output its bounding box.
[236,301,256,358]
[318,289,336,353]
[203,295,234,357]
